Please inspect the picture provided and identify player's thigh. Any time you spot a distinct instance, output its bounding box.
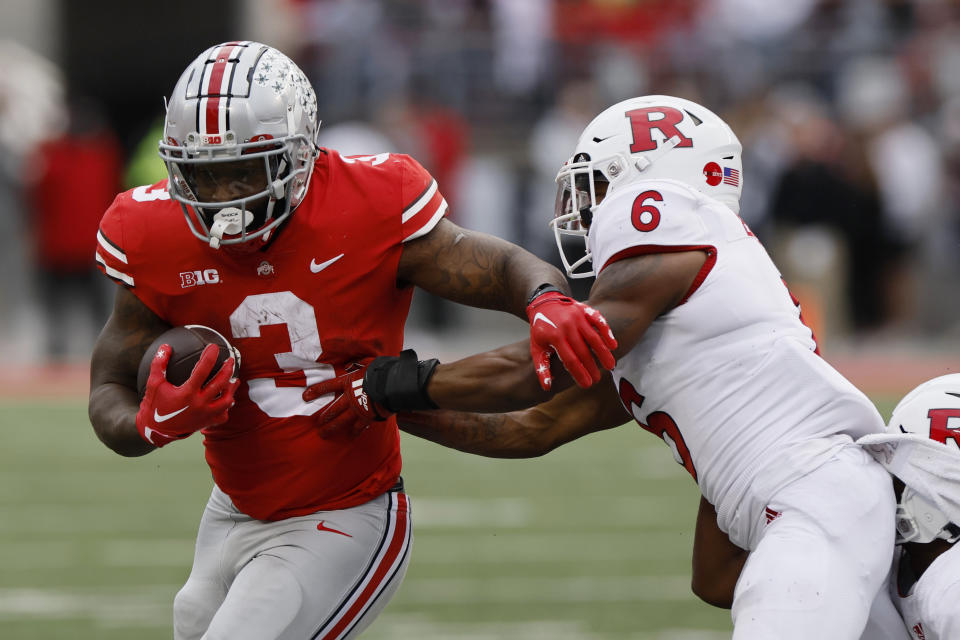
[174,488,235,640]
[204,490,412,640]
[733,447,895,640]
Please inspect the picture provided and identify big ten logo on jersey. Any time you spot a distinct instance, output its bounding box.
[180,269,221,288]
[928,408,960,451]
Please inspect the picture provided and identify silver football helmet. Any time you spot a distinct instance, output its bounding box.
[551,95,742,277]
[884,374,960,544]
[159,41,320,249]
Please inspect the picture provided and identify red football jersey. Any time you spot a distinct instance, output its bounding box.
[95,150,448,520]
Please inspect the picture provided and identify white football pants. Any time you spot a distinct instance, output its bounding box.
[732,444,897,639]
[173,484,412,640]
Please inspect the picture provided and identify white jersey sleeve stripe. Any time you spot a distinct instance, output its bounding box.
[402,199,447,242]
[401,179,438,223]
[97,229,128,264]
[95,252,134,286]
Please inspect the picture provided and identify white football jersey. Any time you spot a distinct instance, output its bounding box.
[893,545,960,640]
[590,178,885,548]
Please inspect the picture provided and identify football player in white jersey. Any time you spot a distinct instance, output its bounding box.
[681,374,960,640]
[305,96,897,639]
[858,374,960,640]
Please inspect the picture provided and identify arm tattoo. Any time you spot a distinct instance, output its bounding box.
[116,291,168,371]
[94,288,170,388]
[399,410,525,457]
[401,221,567,315]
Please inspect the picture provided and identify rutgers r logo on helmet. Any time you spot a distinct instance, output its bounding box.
[551,95,743,279]
[159,41,321,251]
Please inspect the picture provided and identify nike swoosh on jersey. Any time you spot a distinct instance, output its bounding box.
[310,253,345,273]
[154,406,189,423]
[532,312,558,329]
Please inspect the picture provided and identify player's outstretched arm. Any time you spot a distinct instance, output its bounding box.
[691,495,747,609]
[398,218,616,389]
[89,286,171,456]
[397,372,630,458]
[421,248,709,412]
[303,248,708,431]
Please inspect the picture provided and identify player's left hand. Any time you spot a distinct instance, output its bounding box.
[526,290,617,390]
[302,362,389,438]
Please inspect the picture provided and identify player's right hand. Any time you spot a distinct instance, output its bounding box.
[135,344,238,448]
[526,291,617,390]
[302,362,389,439]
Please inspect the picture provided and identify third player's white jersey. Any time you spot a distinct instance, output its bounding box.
[590,178,885,548]
[893,545,960,640]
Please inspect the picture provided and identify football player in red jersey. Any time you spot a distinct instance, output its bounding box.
[87,41,615,640]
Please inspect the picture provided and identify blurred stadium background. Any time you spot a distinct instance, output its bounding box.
[1,0,959,638]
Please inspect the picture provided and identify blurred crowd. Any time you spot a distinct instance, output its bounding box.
[1,0,959,364]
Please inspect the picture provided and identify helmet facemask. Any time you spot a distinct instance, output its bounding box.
[551,153,612,279]
[162,135,307,249]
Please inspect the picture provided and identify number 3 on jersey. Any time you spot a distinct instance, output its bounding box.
[229,291,334,417]
[618,377,697,481]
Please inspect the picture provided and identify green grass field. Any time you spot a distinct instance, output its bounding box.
[0,396,900,639]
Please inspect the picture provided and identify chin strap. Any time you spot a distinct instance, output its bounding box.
[633,134,682,172]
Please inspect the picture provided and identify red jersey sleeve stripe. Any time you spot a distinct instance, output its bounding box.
[401,179,438,223]
[95,251,134,286]
[401,189,447,242]
[97,229,127,264]
[313,492,412,640]
[402,199,447,242]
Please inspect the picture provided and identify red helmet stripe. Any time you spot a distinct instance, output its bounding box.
[203,43,240,135]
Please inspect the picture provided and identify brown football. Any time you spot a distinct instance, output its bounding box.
[136,325,240,399]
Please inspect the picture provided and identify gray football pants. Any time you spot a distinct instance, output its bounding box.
[173,483,412,640]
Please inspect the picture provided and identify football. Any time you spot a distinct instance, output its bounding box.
[136,325,241,399]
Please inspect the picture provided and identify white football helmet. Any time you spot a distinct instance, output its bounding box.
[552,95,742,277]
[886,374,960,544]
[159,41,320,249]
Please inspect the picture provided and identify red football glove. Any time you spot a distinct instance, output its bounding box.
[302,362,389,439]
[135,344,239,448]
[526,290,618,390]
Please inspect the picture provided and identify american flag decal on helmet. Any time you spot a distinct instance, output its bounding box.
[723,167,740,187]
